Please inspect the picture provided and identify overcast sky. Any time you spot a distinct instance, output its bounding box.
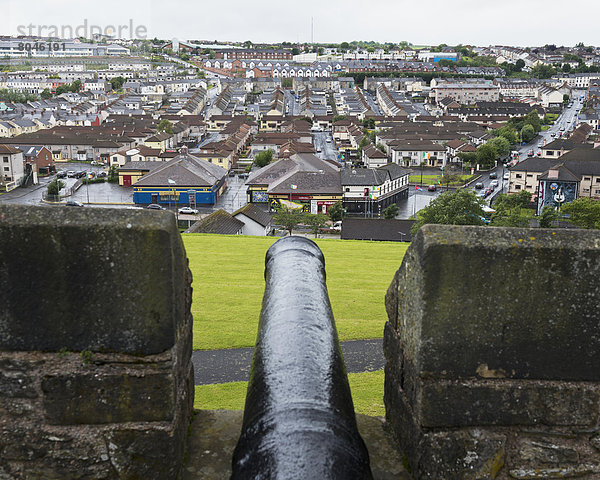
[2,0,598,47]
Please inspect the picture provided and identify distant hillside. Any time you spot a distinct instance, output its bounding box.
[182,234,408,351]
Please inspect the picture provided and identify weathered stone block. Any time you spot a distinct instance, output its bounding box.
[384,225,600,479]
[0,371,37,399]
[395,225,600,383]
[519,439,580,464]
[419,380,600,428]
[418,429,506,480]
[42,372,174,425]
[0,204,187,355]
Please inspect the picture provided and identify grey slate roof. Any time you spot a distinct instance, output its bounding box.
[232,203,273,227]
[269,171,342,194]
[341,168,388,186]
[538,164,580,182]
[378,163,410,180]
[134,152,227,187]
[186,210,244,235]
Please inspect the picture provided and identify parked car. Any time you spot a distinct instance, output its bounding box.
[97,172,107,178]
[75,171,86,178]
[66,171,77,178]
[489,172,497,179]
[527,150,534,157]
[178,206,199,215]
[474,182,484,189]
[65,200,84,207]
[427,184,437,192]
[503,172,510,180]
[484,188,493,198]
[56,171,67,178]
[145,204,165,210]
[490,180,499,189]
[332,221,342,232]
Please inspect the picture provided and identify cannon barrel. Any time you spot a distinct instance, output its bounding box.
[231,236,373,479]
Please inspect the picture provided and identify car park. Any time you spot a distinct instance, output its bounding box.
[145,204,165,210]
[65,200,84,207]
[178,206,199,215]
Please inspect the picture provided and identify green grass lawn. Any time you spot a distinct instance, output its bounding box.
[183,234,408,351]
[194,370,385,416]
[409,174,474,185]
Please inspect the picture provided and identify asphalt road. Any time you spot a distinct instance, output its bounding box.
[192,338,384,385]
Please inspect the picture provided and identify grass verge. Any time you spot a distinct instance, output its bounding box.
[183,235,407,351]
[194,370,385,417]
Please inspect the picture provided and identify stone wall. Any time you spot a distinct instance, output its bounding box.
[384,225,600,479]
[0,205,194,479]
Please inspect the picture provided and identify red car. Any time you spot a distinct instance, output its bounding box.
[427,185,437,192]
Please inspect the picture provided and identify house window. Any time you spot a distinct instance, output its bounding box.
[3,166,9,172]
[515,184,521,190]
[3,157,7,162]
[596,178,600,183]
[345,187,350,192]
[516,173,522,179]
[584,177,591,181]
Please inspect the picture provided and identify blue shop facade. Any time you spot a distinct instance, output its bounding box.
[131,151,228,206]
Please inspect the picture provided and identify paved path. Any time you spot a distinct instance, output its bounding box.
[192,339,384,385]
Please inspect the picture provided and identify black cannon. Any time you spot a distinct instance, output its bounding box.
[231,236,373,479]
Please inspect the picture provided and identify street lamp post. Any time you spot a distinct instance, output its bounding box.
[168,178,177,220]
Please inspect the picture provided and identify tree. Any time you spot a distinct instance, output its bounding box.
[563,94,570,105]
[254,149,273,168]
[488,136,511,158]
[490,209,529,227]
[107,165,119,183]
[538,205,559,228]
[332,115,347,123]
[515,59,525,71]
[328,201,345,222]
[494,191,532,210]
[110,76,125,91]
[524,111,542,133]
[383,203,398,219]
[70,80,81,93]
[47,178,65,196]
[561,198,600,229]
[495,125,518,145]
[292,47,300,56]
[457,151,477,166]
[531,64,557,79]
[340,42,350,51]
[520,124,535,143]
[40,88,52,99]
[305,214,329,237]
[410,190,486,234]
[476,143,497,169]
[274,207,304,236]
[156,119,173,134]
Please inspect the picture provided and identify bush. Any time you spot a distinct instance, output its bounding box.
[82,177,106,185]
